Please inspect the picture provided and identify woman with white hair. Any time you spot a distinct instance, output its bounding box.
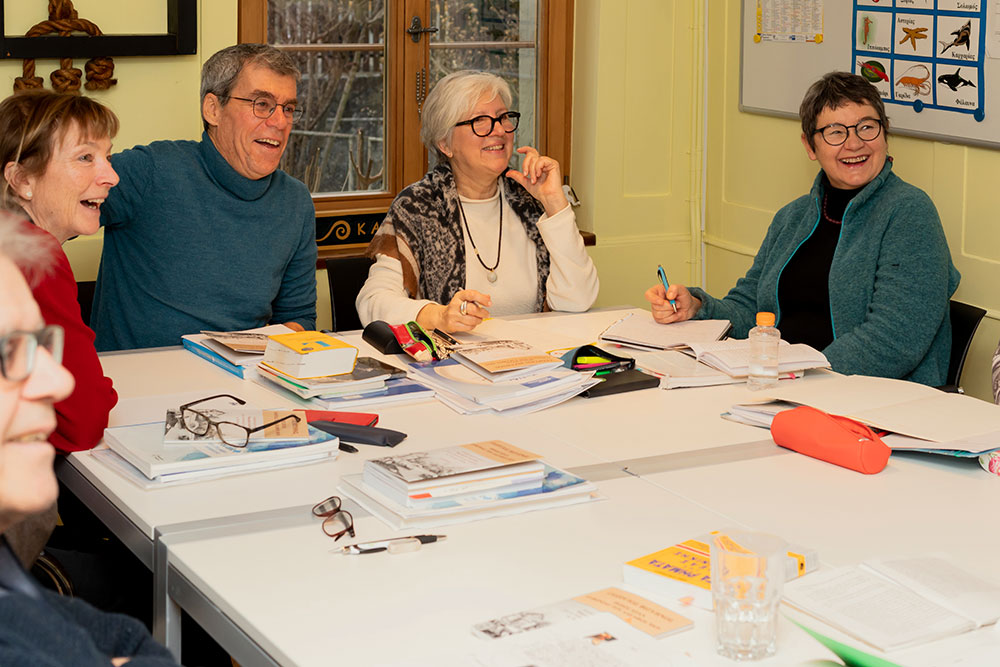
[357,70,598,333]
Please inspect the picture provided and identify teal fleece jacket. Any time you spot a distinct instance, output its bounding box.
[93,132,317,351]
[690,161,960,386]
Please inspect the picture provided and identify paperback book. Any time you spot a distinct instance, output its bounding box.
[683,339,830,377]
[598,312,731,351]
[623,531,818,611]
[363,440,546,507]
[783,557,1000,652]
[450,339,564,382]
[338,463,598,530]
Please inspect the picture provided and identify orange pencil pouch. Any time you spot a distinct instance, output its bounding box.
[770,405,890,474]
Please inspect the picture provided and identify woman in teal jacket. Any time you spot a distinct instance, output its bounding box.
[646,72,959,386]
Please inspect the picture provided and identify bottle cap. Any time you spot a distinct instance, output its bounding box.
[756,312,775,327]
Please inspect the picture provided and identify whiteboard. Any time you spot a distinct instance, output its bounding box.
[740,0,1000,149]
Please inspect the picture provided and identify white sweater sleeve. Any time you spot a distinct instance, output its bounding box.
[355,253,436,326]
[537,205,599,312]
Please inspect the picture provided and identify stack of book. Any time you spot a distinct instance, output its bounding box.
[181,325,295,378]
[256,356,436,409]
[102,400,340,485]
[337,440,598,529]
[407,339,599,415]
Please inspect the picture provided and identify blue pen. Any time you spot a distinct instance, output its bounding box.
[656,265,677,313]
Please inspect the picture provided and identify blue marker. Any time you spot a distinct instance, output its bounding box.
[656,264,677,313]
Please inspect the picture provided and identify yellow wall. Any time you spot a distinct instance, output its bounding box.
[572,0,704,308]
[705,1,1000,401]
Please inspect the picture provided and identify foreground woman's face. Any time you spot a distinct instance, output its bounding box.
[803,101,888,191]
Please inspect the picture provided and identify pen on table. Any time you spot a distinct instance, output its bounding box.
[657,264,678,314]
[338,442,358,454]
[340,534,447,555]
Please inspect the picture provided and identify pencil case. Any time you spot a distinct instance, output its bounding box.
[309,420,407,447]
[770,405,890,474]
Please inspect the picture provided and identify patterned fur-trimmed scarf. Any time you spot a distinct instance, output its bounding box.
[367,162,551,310]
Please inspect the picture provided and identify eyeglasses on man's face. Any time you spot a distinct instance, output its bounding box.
[454,111,520,137]
[312,495,355,541]
[814,118,883,146]
[0,325,64,382]
[228,95,304,124]
[178,393,301,448]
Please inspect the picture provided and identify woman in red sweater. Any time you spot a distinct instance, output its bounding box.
[0,90,120,453]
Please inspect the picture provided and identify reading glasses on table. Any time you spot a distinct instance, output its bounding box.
[312,495,355,541]
[179,393,301,448]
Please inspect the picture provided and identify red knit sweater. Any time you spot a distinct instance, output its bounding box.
[30,237,118,453]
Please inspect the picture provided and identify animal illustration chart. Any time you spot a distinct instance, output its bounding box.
[741,0,1000,149]
[854,0,985,121]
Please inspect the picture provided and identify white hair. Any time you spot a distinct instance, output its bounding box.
[0,210,56,286]
[420,70,513,160]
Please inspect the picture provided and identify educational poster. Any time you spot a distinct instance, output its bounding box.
[853,0,987,122]
[754,0,824,43]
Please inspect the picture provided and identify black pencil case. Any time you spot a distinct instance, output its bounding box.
[580,368,659,398]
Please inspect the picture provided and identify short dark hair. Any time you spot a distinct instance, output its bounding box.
[799,71,889,150]
[0,90,119,210]
[200,44,300,131]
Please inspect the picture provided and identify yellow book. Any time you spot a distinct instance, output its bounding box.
[623,531,818,611]
[262,331,358,379]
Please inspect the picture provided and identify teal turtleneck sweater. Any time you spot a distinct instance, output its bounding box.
[93,132,317,351]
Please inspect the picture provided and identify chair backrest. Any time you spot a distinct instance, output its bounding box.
[324,256,373,332]
[946,299,987,388]
[77,280,96,329]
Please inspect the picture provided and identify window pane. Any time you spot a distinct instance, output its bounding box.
[268,0,386,195]
[428,0,538,153]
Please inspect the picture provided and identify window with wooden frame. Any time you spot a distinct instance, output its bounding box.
[238,0,573,225]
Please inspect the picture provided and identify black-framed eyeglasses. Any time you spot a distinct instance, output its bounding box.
[178,394,301,448]
[454,111,520,137]
[0,325,64,382]
[814,118,883,146]
[312,496,355,541]
[228,95,304,123]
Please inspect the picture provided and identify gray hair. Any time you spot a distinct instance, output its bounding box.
[200,44,301,131]
[0,210,57,286]
[420,70,513,161]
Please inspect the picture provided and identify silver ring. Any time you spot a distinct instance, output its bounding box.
[459,300,468,316]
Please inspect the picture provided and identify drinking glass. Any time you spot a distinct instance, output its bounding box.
[711,531,786,661]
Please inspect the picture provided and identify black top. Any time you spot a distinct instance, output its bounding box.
[777,176,863,350]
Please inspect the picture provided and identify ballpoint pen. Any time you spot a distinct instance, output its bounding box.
[657,264,678,313]
[339,534,447,555]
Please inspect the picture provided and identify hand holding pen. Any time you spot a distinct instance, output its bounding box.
[644,268,702,325]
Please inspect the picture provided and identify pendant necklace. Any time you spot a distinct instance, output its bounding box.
[457,191,502,283]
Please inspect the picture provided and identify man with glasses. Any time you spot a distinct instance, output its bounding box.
[92,43,317,351]
[645,71,959,386]
[0,217,178,665]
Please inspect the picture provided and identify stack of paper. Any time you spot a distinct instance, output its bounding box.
[337,440,598,529]
[684,339,830,377]
[407,357,597,415]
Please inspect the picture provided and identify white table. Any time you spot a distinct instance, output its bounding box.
[59,309,1000,665]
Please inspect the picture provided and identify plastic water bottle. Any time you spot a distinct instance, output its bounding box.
[747,312,779,390]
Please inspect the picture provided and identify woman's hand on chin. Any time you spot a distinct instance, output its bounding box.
[506,147,568,217]
[417,289,492,333]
